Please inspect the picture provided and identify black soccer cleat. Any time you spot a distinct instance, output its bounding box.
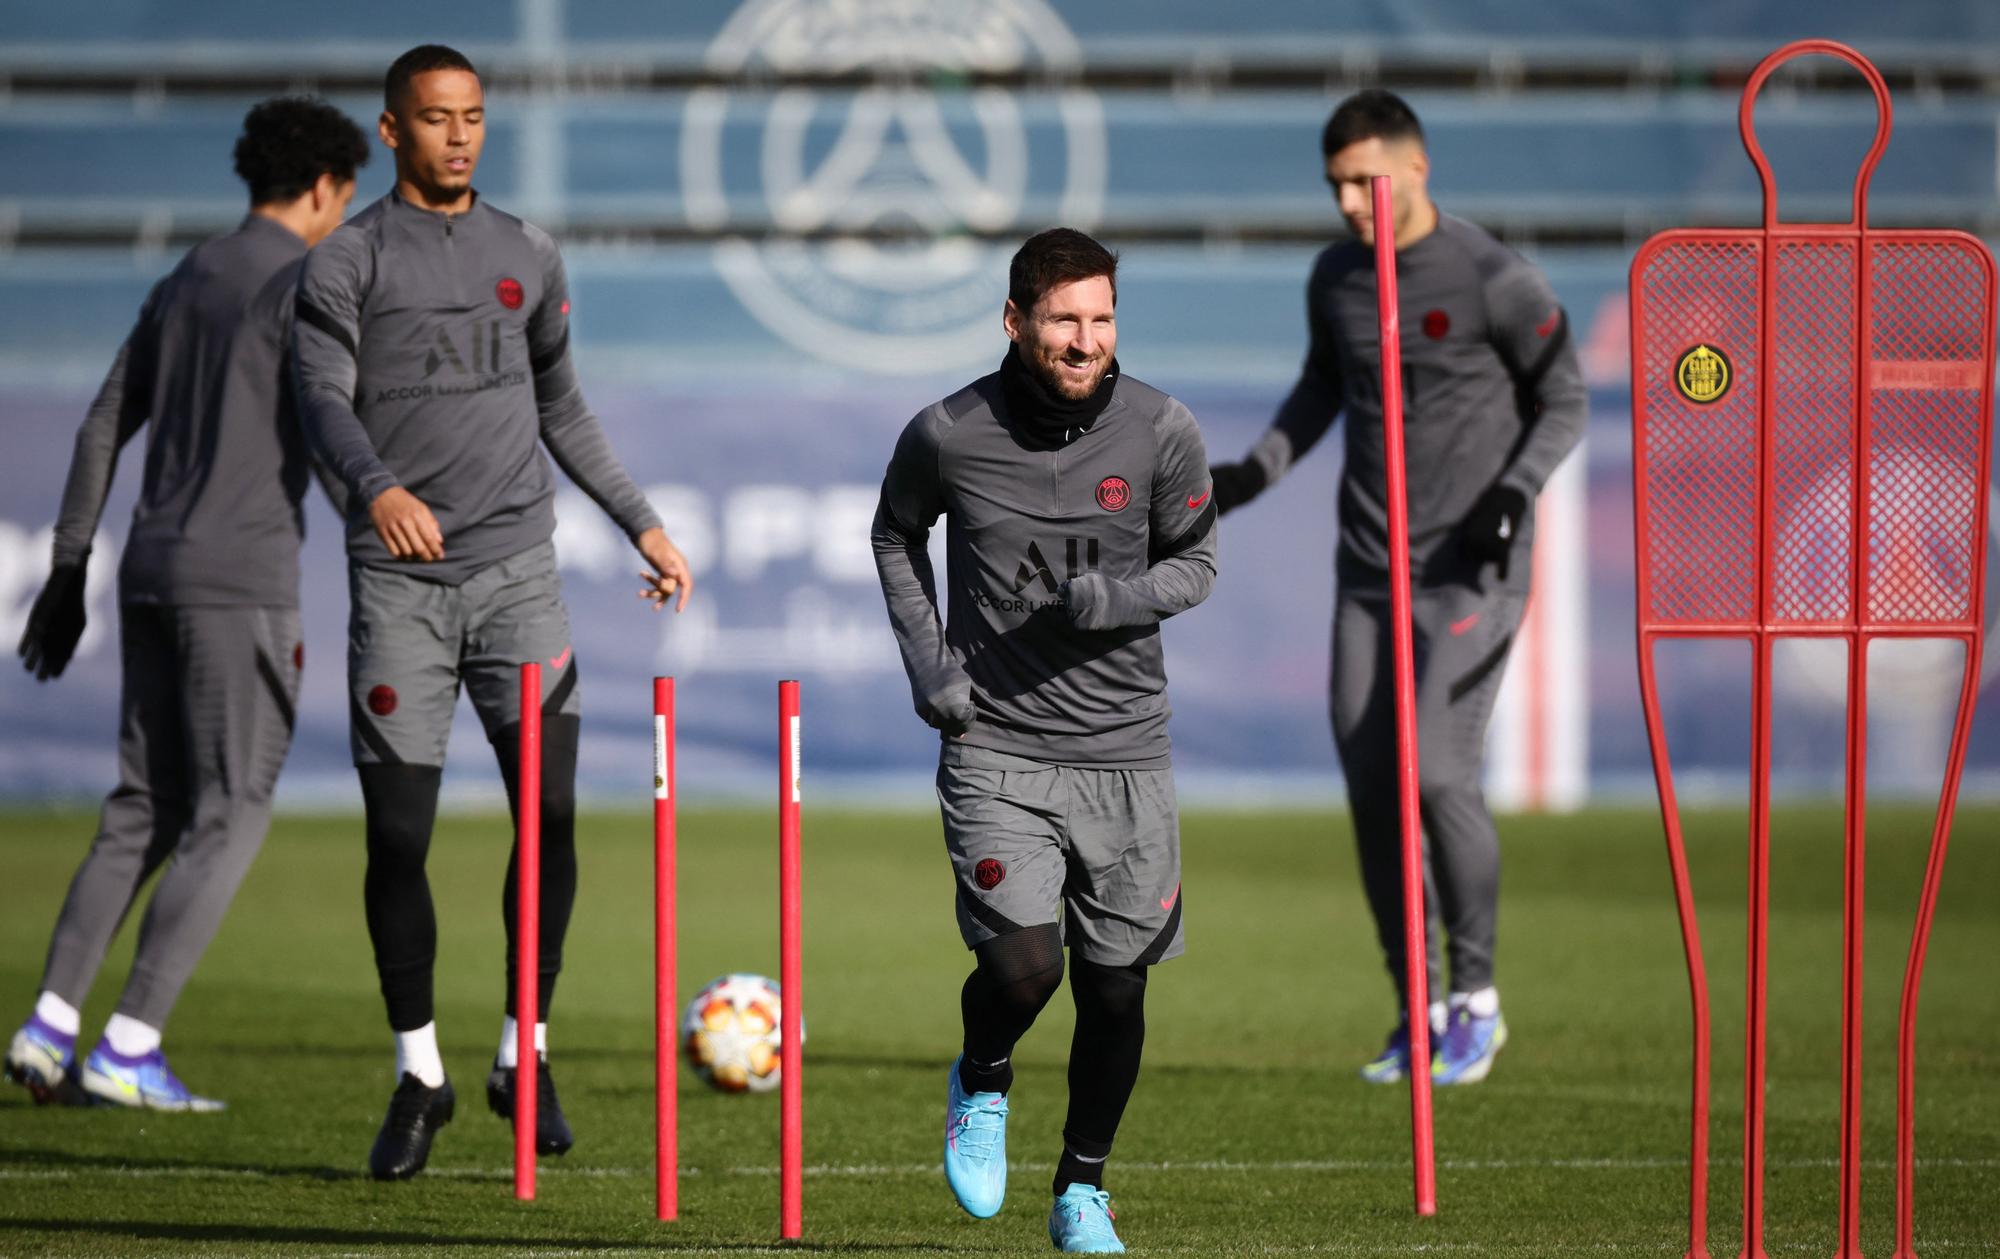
[485,1055,574,1156]
[369,1073,455,1180]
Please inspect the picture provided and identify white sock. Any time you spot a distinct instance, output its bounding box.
[1452,987,1501,1019]
[495,1016,547,1069]
[104,1013,162,1058]
[395,1022,446,1088]
[1428,1001,1447,1034]
[34,991,81,1038]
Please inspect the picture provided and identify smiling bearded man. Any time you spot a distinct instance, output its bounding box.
[872,227,1218,1254]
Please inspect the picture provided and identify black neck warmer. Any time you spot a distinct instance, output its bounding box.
[999,345,1119,447]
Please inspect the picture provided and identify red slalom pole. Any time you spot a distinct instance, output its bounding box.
[778,680,803,1239]
[654,677,678,1221]
[515,661,542,1202]
[1373,174,1437,1218]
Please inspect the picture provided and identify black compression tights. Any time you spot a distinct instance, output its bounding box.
[958,923,1065,1094]
[359,714,580,1032]
[495,714,579,1021]
[1057,958,1150,1193]
[955,925,1152,1193]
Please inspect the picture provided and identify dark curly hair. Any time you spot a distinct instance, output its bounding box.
[385,44,479,115]
[1008,227,1118,315]
[232,96,369,206]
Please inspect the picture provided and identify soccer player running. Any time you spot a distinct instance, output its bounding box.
[6,99,367,1110]
[292,45,693,1180]
[873,229,1216,1254]
[1207,90,1585,1086]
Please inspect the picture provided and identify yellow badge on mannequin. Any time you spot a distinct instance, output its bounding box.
[1675,344,1732,404]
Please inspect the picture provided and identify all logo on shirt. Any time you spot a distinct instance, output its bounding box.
[1010,538,1100,596]
[422,320,508,379]
[1096,476,1131,512]
[496,277,524,310]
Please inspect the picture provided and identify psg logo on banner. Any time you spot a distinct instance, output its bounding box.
[680,0,1108,375]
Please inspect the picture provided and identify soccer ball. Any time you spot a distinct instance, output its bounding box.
[681,973,799,1093]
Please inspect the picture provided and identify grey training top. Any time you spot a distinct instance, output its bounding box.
[53,215,315,606]
[293,191,660,584]
[1240,212,1586,587]
[872,368,1217,769]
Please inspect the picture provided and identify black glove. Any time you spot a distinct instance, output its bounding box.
[1209,460,1268,515]
[1460,485,1529,581]
[18,562,89,681]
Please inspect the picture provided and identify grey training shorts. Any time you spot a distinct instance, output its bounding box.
[347,540,578,767]
[937,742,1184,966]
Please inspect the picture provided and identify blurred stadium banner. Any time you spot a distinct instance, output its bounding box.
[1488,451,1589,813]
[2,0,1997,806]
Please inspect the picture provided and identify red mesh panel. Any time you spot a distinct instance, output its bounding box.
[1769,242,1857,624]
[1638,239,1762,625]
[1865,240,1991,627]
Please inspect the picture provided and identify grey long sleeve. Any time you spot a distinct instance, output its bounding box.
[871,409,976,734]
[1481,255,1587,499]
[526,234,661,542]
[291,234,396,508]
[51,311,157,567]
[1061,401,1217,630]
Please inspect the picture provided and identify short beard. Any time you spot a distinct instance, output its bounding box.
[1037,355,1105,401]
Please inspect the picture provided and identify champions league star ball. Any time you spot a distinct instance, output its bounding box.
[681,973,799,1093]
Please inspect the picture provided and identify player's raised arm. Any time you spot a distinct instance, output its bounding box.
[1060,400,1218,631]
[871,408,976,737]
[1209,255,1348,514]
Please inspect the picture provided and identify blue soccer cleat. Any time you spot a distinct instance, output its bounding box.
[79,1042,226,1112]
[943,1055,1008,1218]
[5,1013,77,1104]
[1049,1182,1125,1254]
[1358,1016,1412,1085]
[1360,1007,1449,1085]
[1432,1006,1509,1085]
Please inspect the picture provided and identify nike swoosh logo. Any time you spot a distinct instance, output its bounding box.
[1536,310,1560,338]
[550,646,573,670]
[1186,489,1211,509]
[1450,613,1480,636]
[1160,884,1180,912]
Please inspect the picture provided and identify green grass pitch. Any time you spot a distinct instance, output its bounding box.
[1,803,1995,1256]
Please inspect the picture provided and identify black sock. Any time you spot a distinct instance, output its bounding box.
[1055,1132,1113,1192]
[957,1052,1013,1095]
